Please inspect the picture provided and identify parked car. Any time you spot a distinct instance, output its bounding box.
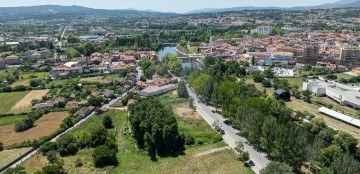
[219,129,225,135]
[248,160,255,166]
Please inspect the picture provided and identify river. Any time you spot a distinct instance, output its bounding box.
[157,46,202,69]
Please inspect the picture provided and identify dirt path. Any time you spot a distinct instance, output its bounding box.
[193,146,231,158]
[10,89,49,113]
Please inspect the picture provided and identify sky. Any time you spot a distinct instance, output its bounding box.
[0,0,340,13]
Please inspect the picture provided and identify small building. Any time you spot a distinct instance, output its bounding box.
[140,84,176,97]
[274,89,290,101]
[53,96,68,107]
[103,89,115,98]
[32,101,54,110]
[75,106,95,118]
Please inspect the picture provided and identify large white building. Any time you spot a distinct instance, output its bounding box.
[303,79,360,109]
[251,26,273,35]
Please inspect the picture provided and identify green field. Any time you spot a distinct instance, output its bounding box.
[24,94,252,174]
[276,77,304,88]
[0,91,29,114]
[49,78,80,86]
[20,72,50,79]
[0,115,26,126]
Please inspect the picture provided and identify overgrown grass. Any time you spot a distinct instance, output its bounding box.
[70,109,121,138]
[0,115,25,126]
[49,78,80,86]
[20,72,49,79]
[0,91,29,114]
[276,77,304,87]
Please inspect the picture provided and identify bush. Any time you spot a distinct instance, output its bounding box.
[92,145,118,167]
[89,127,108,147]
[185,135,195,145]
[57,134,78,156]
[211,134,223,143]
[0,141,3,151]
[103,116,113,129]
[39,163,66,174]
[46,151,58,163]
[75,158,83,167]
[40,142,58,155]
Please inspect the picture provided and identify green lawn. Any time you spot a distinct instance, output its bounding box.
[276,77,304,87]
[20,72,49,79]
[70,109,121,138]
[49,78,79,86]
[0,115,26,126]
[0,91,29,114]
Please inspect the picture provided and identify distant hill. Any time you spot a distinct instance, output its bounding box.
[186,0,360,14]
[0,5,178,20]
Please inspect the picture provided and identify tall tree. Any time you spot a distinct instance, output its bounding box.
[260,161,294,174]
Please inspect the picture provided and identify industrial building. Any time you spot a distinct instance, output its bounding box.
[303,79,360,109]
[139,84,176,97]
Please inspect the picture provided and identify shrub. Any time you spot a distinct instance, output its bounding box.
[39,163,66,174]
[103,116,113,129]
[92,145,118,167]
[46,151,58,163]
[185,135,195,145]
[40,142,58,155]
[57,134,78,156]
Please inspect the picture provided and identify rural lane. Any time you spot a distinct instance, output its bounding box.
[186,83,270,174]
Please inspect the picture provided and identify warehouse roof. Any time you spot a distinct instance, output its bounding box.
[318,107,360,128]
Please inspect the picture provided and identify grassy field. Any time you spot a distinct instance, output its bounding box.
[277,77,303,87]
[0,111,69,146]
[49,78,79,86]
[0,115,26,126]
[0,91,29,114]
[0,147,32,169]
[23,94,252,174]
[20,72,49,79]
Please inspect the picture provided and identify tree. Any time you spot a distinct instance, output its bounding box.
[177,81,189,98]
[92,145,118,167]
[46,151,58,163]
[40,142,58,155]
[330,154,360,174]
[89,127,108,147]
[103,116,113,129]
[57,134,78,156]
[333,131,358,153]
[241,151,250,162]
[39,163,66,174]
[302,89,312,103]
[264,68,275,78]
[262,79,272,87]
[317,145,342,168]
[0,141,3,151]
[253,71,265,83]
[203,56,216,67]
[66,47,81,60]
[260,161,294,174]
[179,39,187,47]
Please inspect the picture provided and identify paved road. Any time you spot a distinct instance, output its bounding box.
[57,25,69,47]
[5,91,130,172]
[186,84,270,174]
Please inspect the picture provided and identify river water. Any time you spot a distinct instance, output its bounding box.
[157,46,201,69]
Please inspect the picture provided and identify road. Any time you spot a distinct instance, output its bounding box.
[186,84,270,174]
[57,25,69,47]
[5,90,130,172]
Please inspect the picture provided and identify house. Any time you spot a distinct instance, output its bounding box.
[140,84,177,97]
[99,79,112,86]
[0,60,6,69]
[75,106,95,118]
[135,81,149,89]
[274,89,290,101]
[91,91,101,97]
[32,101,54,110]
[53,96,68,107]
[51,65,83,79]
[103,89,114,98]
[4,56,20,65]
[65,101,80,109]
[127,99,136,110]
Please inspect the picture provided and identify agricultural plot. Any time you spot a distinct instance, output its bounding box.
[0,91,29,114]
[0,111,69,146]
[10,89,49,113]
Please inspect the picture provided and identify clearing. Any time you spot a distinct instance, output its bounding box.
[0,147,32,169]
[173,103,201,120]
[10,89,49,113]
[20,72,49,80]
[0,91,29,114]
[0,111,69,146]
